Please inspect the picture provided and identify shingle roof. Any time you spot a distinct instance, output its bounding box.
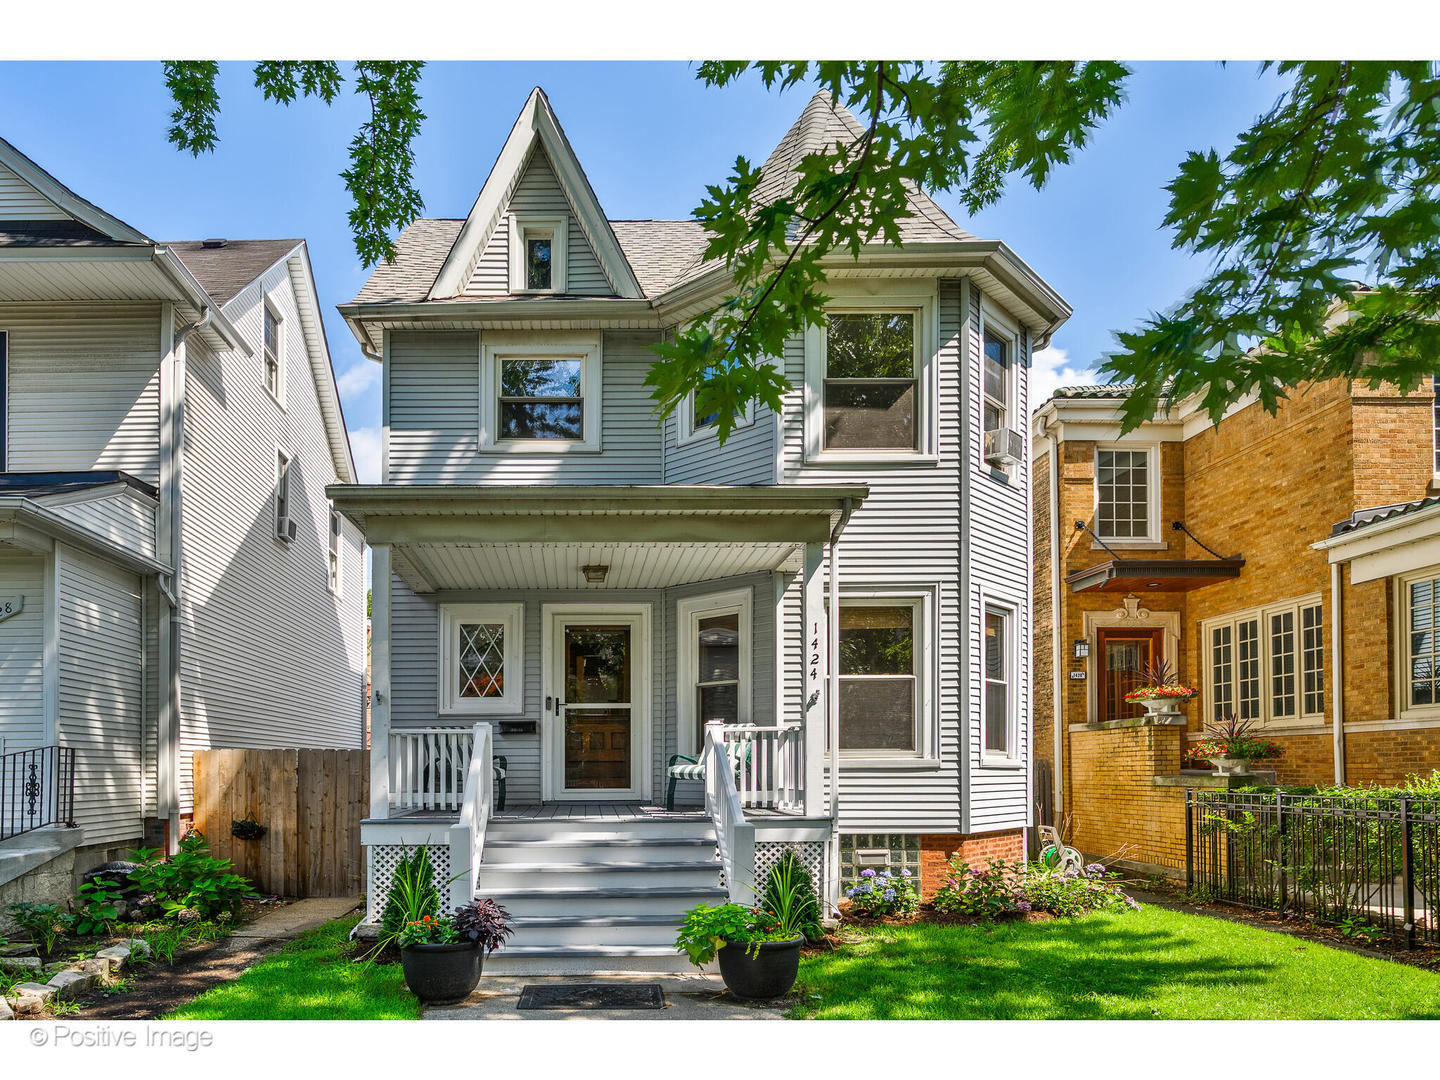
[0,218,134,247]
[167,239,303,305]
[1331,496,1440,537]
[0,470,158,500]
[352,218,464,305]
[610,220,712,297]
[1050,384,1138,399]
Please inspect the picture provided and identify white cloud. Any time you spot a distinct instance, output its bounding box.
[336,360,381,402]
[1030,346,1099,412]
[348,425,382,484]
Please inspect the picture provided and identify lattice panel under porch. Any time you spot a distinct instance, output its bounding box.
[754,841,828,897]
[366,844,452,923]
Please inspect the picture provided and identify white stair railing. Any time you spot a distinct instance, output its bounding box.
[389,727,474,812]
[704,721,756,905]
[720,723,805,813]
[447,722,493,910]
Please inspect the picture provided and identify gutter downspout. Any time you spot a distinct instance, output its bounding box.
[1040,413,1065,821]
[1330,561,1346,785]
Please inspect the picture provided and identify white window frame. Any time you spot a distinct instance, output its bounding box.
[677,389,757,445]
[262,299,284,406]
[834,585,938,764]
[981,595,1022,766]
[978,302,1021,469]
[1395,566,1440,720]
[1201,594,1325,727]
[803,282,938,465]
[327,505,343,596]
[479,331,602,452]
[273,447,292,542]
[1093,442,1162,544]
[509,213,568,295]
[675,587,753,757]
[439,602,525,717]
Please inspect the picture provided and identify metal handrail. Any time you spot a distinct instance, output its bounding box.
[0,745,76,841]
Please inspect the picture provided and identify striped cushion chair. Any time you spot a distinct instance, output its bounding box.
[665,736,748,811]
[493,755,507,812]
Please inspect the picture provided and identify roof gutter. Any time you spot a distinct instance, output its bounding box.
[152,245,249,354]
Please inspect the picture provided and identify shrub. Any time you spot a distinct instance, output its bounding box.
[759,849,823,942]
[6,902,73,956]
[1021,863,1139,918]
[127,833,251,921]
[844,868,919,917]
[933,857,1029,918]
[73,877,124,936]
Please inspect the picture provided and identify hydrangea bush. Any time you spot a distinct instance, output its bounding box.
[844,867,919,917]
[933,857,1139,920]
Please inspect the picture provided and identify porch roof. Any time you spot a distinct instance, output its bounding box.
[328,483,867,593]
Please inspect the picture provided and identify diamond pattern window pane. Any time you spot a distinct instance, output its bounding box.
[458,622,505,698]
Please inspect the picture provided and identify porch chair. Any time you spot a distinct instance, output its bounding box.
[493,755,507,813]
[665,736,750,812]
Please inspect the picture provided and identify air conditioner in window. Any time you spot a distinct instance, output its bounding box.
[984,427,1024,468]
[275,515,298,543]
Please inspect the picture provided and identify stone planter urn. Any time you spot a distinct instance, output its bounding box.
[1207,755,1253,777]
[1135,695,1191,722]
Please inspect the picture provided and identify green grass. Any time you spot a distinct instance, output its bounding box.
[792,905,1440,1020]
[164,917,419,1021]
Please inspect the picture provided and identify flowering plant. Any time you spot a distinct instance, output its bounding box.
[933,857,1139,921]
[843,867,919,917]
[932,857,1029,918]
[396,912,459,947]
[1194,711,1284,761]
[1122,658,1197,702]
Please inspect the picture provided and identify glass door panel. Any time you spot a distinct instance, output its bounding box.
[1096,629,1162,723]
[561,624,632,791]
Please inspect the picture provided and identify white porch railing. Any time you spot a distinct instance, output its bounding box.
[704,721,756,905]
[447,722,493,909]
[720,723,805,813]
[389,727,474,812]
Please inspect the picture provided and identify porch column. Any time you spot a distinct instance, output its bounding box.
[369,544,392,818]
[802,540,828,818]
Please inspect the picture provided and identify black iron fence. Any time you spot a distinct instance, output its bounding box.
[1186,789,1439,947]
[0,745,76,841]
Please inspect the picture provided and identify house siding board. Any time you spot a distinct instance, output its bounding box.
[45,488,157,561]
[56,544,144,846]
[1,303,161,484]
[466,146,613,297]
[0,162,65,219]
[663,406,778,485]
[176,265,366,812]
[0,553,47,755]
[387,329,664,485]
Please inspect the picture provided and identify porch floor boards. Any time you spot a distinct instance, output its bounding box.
[389,801,799,822]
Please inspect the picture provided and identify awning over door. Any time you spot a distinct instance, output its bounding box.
[1066,557,1245,593]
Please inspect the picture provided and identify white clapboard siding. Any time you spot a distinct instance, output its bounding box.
[964,282,1032,832]
[56,545,144,846]
[467,145,614,296]
[176,263,366,812]
[389,573,776,806]
[386,329,664,485]
[2,303,161,484]
[663,405,778,485]
[0,161,65,219]
[0,554,47,755]
[45,488,158,561]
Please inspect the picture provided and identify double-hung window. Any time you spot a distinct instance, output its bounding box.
[481,333,601,451]
[263,302,283,402]
[983,604,1018,760]
[1401,569,1440,714]
[836,593,933,757]
[982,329,1011,434]
[440,603,524,715]
[822,311,919,451]
[676,589,751,755]
[1204,597,1324,724]
[509,214,568,294]
[273,449,292,540]
[327,506,343,595]
[1095,447,1156,541]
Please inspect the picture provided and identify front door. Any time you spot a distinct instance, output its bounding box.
[1096,628,1163,723]
[544,608,649,800]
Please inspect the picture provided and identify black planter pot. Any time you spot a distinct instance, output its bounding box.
[399,941,483,1006]
[716,936,804,1000]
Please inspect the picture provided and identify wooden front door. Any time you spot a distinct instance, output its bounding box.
[1096,628,1164,723]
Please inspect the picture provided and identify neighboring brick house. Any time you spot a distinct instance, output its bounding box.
[1032,375,1440,875]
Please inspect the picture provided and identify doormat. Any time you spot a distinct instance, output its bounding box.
[517,983,665,1010]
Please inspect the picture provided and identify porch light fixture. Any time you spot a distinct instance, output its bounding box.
[582,564,610,584]
[1072,639,1090,660]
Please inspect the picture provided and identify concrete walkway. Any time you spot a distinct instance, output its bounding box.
[424,973,792,1020]
[228,896,365,941]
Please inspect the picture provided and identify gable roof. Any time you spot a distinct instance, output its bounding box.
[0,135,149,245]
[166,239,304,305]
[428,88,643,300]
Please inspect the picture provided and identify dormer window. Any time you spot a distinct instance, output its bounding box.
[509,214,568,294]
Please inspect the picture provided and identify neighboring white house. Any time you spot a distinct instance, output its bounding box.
[0,136,366,894]
[335,88,1070,972]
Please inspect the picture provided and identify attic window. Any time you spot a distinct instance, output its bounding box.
[510,214,568,294]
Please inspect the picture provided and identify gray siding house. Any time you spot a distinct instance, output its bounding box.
[337,88,1069,972]
[0,137,366,897]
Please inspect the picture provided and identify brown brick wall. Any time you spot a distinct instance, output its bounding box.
[918,830,1025,898]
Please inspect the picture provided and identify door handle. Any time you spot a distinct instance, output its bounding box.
[545,695,553,713]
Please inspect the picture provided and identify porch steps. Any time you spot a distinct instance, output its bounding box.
[478,816,724,974]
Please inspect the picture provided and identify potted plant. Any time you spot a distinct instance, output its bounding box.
[1192,711,1284,776]
[1123,659,1197,719]
[396,897,512,1006]
[675,850,819,1000]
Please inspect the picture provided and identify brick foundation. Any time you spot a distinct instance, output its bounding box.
[918,830,1025,898]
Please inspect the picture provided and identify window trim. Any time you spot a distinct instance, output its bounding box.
[1201,594,1325,728]
[1093,442,1162,545]
[439,602,525,717]
[262,299,284,407]
[803,283,938,465]
[508,213,568,295]
[981,594,1023,766]
[478,332,602,452]
[1395,566,1440,720]
[675,587,753,758]
[834,585,938,764]
[677,388,757,446]
[273,447,292,543]
[327,504,343,597]
[978,300,1020,429]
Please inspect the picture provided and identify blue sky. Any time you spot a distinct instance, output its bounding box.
[0,60,1286,481]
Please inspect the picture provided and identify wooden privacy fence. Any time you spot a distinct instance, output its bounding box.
[192,748,368,898]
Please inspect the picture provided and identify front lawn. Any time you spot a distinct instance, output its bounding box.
[165,917,419,1021]
[792,905,1440,1020]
